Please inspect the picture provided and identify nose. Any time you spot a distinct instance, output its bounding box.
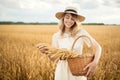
[68,18,72,22]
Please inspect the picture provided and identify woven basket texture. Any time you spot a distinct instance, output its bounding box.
[67,35,94,76]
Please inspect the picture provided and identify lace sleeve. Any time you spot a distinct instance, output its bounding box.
[52,32,59,47]
[78,28,97,47]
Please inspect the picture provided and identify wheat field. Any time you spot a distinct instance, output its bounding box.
[0,25,120,80]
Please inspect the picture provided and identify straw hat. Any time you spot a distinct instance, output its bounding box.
[55,6,85,22]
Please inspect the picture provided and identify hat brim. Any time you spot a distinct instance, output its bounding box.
[55,12,85,22]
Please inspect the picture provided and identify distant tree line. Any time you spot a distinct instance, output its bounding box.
[82,23,104,25]
[0,21,105,25]
[0,21,57,25]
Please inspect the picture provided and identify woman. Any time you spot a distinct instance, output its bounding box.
[38,6,102,80]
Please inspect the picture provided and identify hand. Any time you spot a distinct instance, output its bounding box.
[83,61,97,77]
[36,44,49,54]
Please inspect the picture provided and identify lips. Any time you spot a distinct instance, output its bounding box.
[66,22,73,26]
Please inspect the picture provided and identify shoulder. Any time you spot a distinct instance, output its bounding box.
[77,28,89,36]
[52,31,61,39]
[77,28,94,40]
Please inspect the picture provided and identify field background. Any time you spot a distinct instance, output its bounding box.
[0,25,120,80]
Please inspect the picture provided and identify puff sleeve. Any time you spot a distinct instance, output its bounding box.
[52,32,60,48]
[78,28,98,48]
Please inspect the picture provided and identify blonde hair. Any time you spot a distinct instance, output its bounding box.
[58,14,81,37]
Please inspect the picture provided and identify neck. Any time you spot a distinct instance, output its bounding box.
[65,27,70,33]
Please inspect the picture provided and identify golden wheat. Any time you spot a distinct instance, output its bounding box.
[36,43,79,62]
[0,25,120,80]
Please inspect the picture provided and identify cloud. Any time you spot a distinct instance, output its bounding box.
[0,0,120,24]
[0,0,21,9]
[101,0,120,7]
[74,0,99,9]
[19,0,53,10]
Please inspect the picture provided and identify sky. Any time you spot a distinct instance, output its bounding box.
[0,0,120,24]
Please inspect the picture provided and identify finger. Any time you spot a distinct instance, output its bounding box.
[36,44,47,48]
[39,49,45,53]
[86,66,93,77]
[86,67,95,77]
[39,47,49,54]
[44,47,49,51]
[39,47,48,51]
[39,47,46,52]
[38,46,48,50]
[87,72,91,77]
[89,70,95,77]
[88,71,94,77]
[86,69,90,77]
[36,45,42,48]
[38,45,45,49]
[83,64,90,71]
[36,44,42,48]
[44,50,49,54]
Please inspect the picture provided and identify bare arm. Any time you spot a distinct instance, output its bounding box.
[81,28,102,77]
[92,40,102,64]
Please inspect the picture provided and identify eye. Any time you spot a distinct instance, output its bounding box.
[71,18,75,21]
[71,18,74,21]
[65,15,70,19]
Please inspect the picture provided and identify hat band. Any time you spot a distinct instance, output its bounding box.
[65,9,77,13]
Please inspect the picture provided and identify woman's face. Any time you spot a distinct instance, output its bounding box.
[63,13,75,29]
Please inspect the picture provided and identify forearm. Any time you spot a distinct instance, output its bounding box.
[93,44,102,64]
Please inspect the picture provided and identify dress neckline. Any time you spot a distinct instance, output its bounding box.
[63,32,71,37]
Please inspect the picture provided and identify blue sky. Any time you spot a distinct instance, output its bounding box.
[0,0,120,24]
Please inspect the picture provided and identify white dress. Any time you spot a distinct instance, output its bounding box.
[52,28,96,80]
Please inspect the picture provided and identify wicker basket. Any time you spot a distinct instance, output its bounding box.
[67,35,94,76]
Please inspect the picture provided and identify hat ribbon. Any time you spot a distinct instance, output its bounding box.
[64,9,77,13]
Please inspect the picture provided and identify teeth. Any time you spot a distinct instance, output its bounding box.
[67,23,72,25]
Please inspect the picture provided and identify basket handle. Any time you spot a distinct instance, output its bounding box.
[71,35,94,52]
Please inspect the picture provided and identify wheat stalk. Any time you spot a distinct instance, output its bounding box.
[36,43,79,62]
